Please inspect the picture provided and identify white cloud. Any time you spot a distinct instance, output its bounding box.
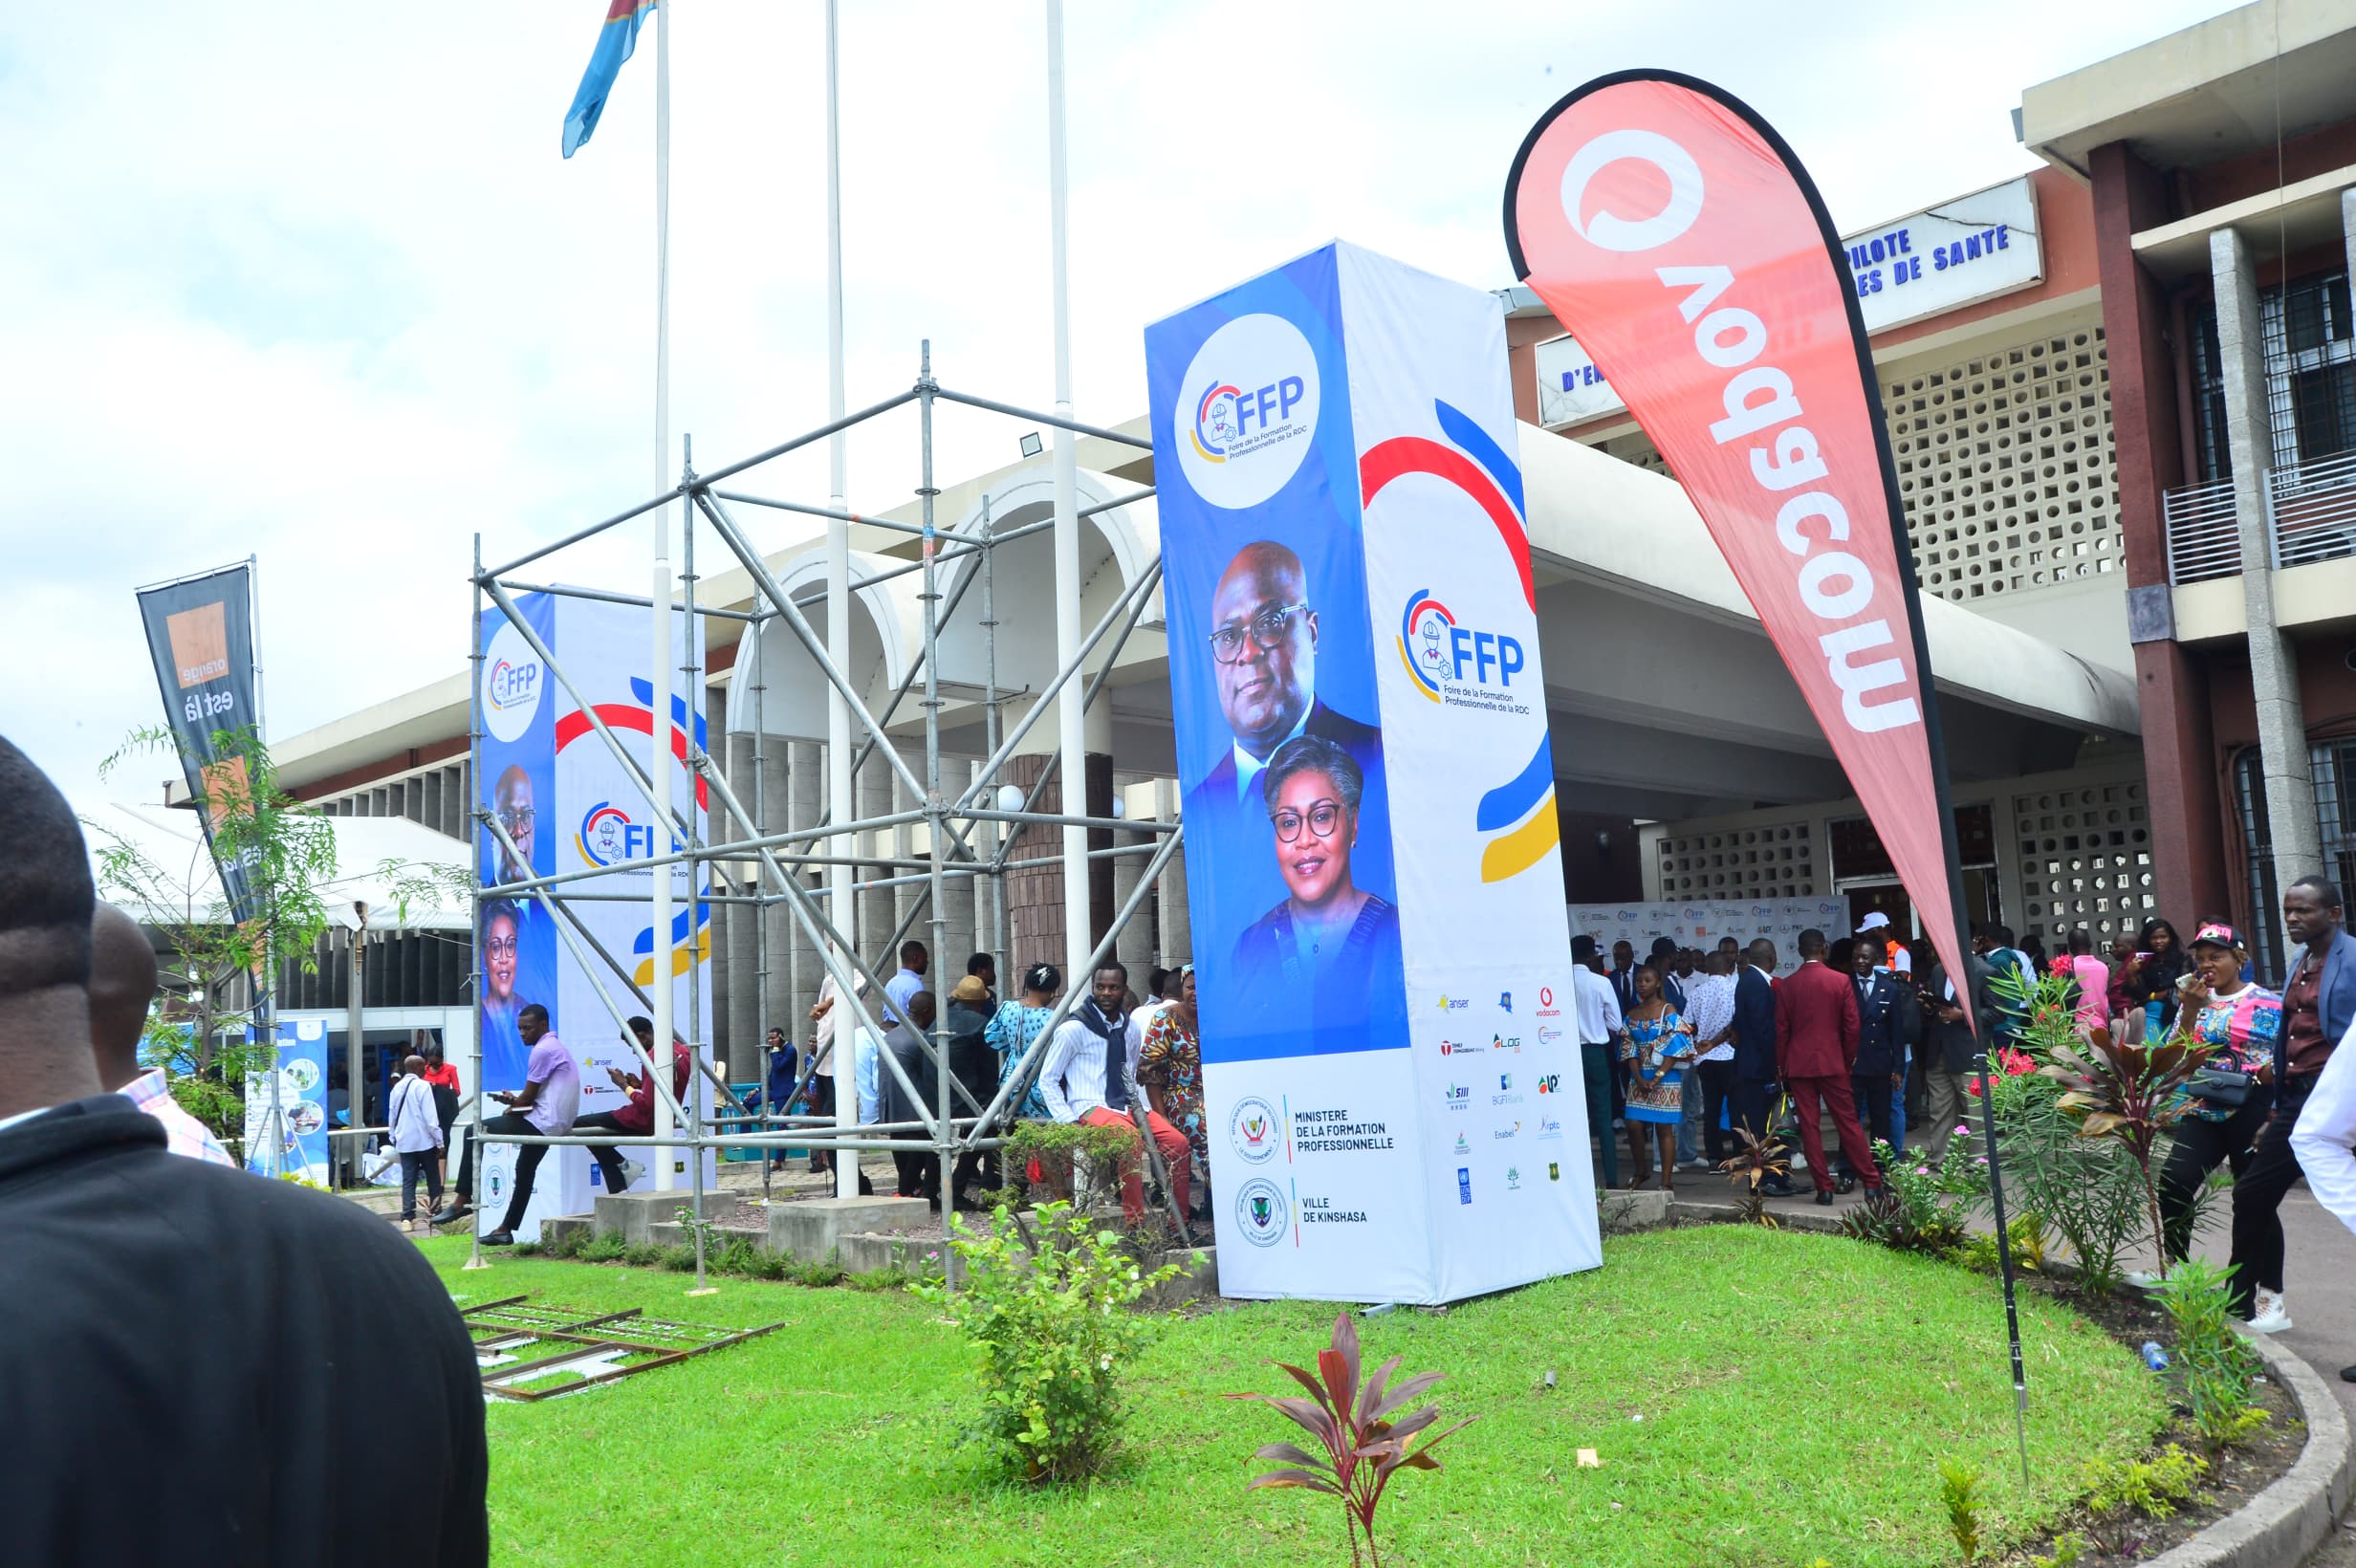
[0,0,2233,797]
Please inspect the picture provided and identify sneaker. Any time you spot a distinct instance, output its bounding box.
[2244,1288,2293,1334]
[1679,1158,1712,1173]
[480,1230,515,1248]
[2123,1269,2167,1290]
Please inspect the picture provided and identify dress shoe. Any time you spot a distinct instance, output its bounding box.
[1836,1174,1858,1196]
[1814,1189,1836,1207]
[428,1201,471,1226]
[480,1230,514,1247]
[1760,1179,1800,1197]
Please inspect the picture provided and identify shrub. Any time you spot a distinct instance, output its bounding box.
[1847,1138,1983,1257]
[1002,1120,1146,1203]
[2156,1260,2269,1453]
[2079,1444,2204,1555]
[1232,1311,1474,1568]
[1938,1458,1983,1562]
[1713,1103,1794,1228]
[1979,1066,2147,1297]
[912,1198,1181,1483]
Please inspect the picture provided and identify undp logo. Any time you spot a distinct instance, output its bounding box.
[480,619,544,744]
[1172,313,1320,510]
[1228,1095,1280,1165]
[1233,1177,1289,1248]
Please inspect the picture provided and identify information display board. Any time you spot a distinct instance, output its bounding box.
[1145,242,1598,1304]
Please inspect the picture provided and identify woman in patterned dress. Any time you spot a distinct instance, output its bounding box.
[1619,964,1696,1193]
[984,963,1063,1125]
[2138,922,2280,1280]
[1137,965,1208,1215]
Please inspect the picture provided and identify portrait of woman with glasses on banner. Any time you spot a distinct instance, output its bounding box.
[1228,734,1407,1054]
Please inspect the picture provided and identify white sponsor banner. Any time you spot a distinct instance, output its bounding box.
[1536,174,2043,428]
[1567,897,1855,977]
[1146,242,1597,1305]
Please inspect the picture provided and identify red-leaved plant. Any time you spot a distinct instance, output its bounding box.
[1230,1311,1474,1567]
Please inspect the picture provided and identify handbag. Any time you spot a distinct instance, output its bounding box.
[2187,1067,2254,1107]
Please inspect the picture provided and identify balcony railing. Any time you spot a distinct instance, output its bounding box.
[2267,450,2356,570]
[2162,453,2356,584]
[2163,476,2241,584]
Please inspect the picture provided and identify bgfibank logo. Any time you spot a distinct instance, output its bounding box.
[481,620,544,744]
[1173,313,1320,510]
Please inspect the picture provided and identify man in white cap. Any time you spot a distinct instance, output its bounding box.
[1855,911,1909,975]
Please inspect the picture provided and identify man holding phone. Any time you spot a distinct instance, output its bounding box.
[434,1002,577,1244]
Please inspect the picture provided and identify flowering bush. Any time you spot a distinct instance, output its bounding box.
[913,1198,1181,1483]
[1963,1046,2038,1095]
[1844,1136,1986,1255]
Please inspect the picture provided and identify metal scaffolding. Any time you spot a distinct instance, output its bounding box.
[464,344,1188,1287]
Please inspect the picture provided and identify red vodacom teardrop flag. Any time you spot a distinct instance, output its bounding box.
[1505,72,1974,1013]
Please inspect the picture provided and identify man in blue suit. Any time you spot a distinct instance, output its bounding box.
[1841,940,1917,1183]
[1731,938,1796,1194]
[2229,876,2356,1331]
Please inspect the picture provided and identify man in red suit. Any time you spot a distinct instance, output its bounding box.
[1775,927,1882,1204]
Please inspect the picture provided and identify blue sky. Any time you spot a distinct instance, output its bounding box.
[0,0,2232,800]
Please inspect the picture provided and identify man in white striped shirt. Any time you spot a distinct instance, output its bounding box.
[1035,961,1192,1224]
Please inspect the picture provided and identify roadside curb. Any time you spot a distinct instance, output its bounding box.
[2143,1329,2353,1568]
[1649,1198,2354,1567]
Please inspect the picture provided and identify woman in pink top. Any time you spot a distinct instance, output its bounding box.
[2055,928,2112,1035]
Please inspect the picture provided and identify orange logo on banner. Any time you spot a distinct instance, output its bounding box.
[200,754,254,829]
[166,601,230,689]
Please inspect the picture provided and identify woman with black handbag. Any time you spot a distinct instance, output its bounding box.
[2129,922,2279,1286]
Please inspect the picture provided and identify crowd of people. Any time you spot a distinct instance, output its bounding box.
[1568,882,2356,1341]
[745,943,1211,1232]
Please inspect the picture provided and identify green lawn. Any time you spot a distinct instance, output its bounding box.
[420,1226,2163,1568]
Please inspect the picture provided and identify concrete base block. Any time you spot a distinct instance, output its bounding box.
[767,1197,935,1264]
[593,1187,747,1243]
[837,1232,923,1274]
[1153,1247,1217,1304]
[538,1214,595,1249]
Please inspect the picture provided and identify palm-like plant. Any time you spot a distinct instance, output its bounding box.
[2038,1027,2206,1273]
[1232,1311,1475,1567]
[1714,1093,1794,1228]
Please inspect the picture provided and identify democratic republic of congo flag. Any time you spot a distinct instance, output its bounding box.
[562,0,657,159]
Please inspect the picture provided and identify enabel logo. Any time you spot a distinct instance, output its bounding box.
[1229,1096,1280,1165]
[1172,313,1320,509]
[1233,1178,1289,1248]
[1491,1122,1519,1141]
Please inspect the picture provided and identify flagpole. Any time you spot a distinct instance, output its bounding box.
[1046,0,1090,991]
[651,0,677,1190]
[822,0,858,1199]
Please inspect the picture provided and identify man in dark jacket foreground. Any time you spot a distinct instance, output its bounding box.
[0,734,488,1566]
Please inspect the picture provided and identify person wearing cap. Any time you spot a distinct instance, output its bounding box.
[1569,936,1624,1190]
[941,974,999,1209]
[2128,922,2279,1289]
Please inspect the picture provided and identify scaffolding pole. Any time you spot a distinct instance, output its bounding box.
[464,343,1197,1293]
